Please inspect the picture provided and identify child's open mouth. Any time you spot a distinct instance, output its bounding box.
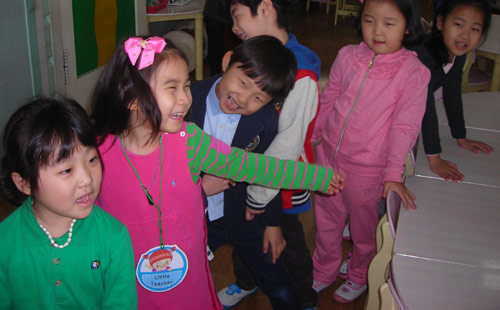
[76,194,93,206]
[170,112,184,120]
[455,41,467,50]
[226,95,241,110]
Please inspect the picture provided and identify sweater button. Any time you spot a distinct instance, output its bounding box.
[55,280,62,286]
[180,131,185,137]
[53,258,60,265]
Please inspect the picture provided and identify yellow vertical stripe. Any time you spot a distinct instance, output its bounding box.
[94,0,117,67]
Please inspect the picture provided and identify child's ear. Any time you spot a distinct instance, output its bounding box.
[128,99,140,111]
[11,172,31,196]
[259,0,274,18]
[221,51,234,73]
[436,15,444,31]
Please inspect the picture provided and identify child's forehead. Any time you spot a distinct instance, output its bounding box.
[225,64,263,87]
[151,56,189,84]
[230,2,251,14]
[46,142,95,167]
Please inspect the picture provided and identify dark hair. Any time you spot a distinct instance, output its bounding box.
[229,0,298,32]
[356,0,425,48]
[0,97,97,206]
[226,35,297,104]
[426,0,491,66]
[90,36,188,145]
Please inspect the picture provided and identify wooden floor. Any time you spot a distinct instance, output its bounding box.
[0,1,434,309]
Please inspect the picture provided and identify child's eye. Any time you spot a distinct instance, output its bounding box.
[386,23,393,27]
[240,80,246,87]
[472,27,482,32]
[60,168,72,175]
[454,22,463,27]
[89,156,100,164]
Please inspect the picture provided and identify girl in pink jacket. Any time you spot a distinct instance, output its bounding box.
[311,0,430,303]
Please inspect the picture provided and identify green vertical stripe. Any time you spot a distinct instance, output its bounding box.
[72,0,98,77]
[115,0,135,44]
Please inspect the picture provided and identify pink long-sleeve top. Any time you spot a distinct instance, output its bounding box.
[313,42,430,183]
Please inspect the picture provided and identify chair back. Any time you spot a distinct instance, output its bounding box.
[462,49,492,92]
[386,191,401,239]
[387,272,407,310]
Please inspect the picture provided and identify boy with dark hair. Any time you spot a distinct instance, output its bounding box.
[219,1,322,309]
[189,35,300,310]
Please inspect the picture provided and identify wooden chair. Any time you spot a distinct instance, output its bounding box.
[420,17,432,34]
[334,0,359,25]
[306,0,337,14]
[463,14,500,92]
[403,150,416,178]
[364,191,402,310]
[462,49,492,93]
[379,283,399,310]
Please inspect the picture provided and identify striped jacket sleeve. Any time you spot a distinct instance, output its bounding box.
[185,123,333,193]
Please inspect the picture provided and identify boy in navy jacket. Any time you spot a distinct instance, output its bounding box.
[189,35,299,309]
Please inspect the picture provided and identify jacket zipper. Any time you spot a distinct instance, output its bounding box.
[333,54,377,160]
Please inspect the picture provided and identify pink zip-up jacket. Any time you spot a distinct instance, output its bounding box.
[312,42,430,183]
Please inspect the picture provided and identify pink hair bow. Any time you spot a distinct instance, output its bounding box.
[124,37,167,70]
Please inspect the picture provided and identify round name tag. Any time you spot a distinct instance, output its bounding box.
[136,245,189,292]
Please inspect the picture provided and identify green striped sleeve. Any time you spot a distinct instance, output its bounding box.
[185,123,333,193]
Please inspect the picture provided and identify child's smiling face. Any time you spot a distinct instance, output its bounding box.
[32,144,102,224]
[149,55,192,134]
[438,5,484,61]
[230,3,267,41]
[216,54,272,116]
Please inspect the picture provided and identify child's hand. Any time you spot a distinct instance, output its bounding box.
[245,206,265,221]
[383,181,416,210]
[327,170,344,195]
[427,155,464,182]
[263,226,286,264]
[457,138,494,154]
[201,174,235,196]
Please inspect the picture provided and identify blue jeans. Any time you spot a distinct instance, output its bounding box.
[207,217,300,310]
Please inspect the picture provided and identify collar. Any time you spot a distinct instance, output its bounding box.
[21,197,92,247]
[359,41,412,61]
[208,77,224,116]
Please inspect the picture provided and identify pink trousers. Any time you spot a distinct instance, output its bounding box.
[312,163,382,285]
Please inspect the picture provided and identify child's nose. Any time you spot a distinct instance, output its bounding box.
[232,23,239,34]
[373,22,383,35]
[239,92,251,106]
[79,167,93,187]
[178,87,191,105]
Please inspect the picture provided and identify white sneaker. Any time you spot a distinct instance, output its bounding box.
[217,283,257,309]
[312,280,330,293]
[333,280,367,303]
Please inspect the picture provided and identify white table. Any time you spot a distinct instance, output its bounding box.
[392,255,500,310]
[147,0,206,80]
[415,125,500,187]
[394,176,500,267]
[435,92,500,132]
[392,176,500,309]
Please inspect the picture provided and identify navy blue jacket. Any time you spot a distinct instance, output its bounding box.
[189,75,283,227]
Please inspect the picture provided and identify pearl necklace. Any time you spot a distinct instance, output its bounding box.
[37,219,77,248]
